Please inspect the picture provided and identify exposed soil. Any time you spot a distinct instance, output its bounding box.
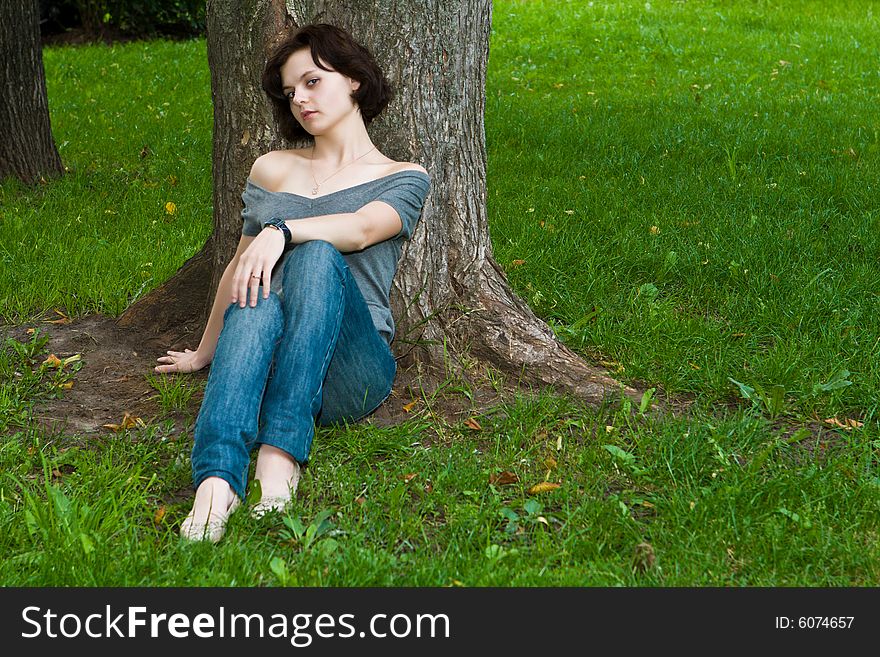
[4,312,530,441]
[1,312,852,471]
[6,314,172,438]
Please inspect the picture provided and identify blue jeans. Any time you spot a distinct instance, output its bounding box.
[190,239,397,500]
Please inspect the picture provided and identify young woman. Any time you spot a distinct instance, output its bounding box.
[154,23,430,542]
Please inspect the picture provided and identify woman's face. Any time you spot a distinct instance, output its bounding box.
[280,48,361,135]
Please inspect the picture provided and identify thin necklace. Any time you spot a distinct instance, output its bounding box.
[309,145,377,195]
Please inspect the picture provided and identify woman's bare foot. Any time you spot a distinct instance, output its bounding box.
[252,444,301,517]
[180,476,240,542]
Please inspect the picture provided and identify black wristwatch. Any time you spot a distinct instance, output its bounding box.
[262,217,292,247]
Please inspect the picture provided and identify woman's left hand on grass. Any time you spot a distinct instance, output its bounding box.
[231,227,286,307]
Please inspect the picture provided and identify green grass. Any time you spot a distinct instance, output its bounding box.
[487,0,880,413]
[0,39,212,318]
[145,370,199,414]
[1,0,879,585]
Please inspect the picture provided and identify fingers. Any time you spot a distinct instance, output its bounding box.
[154,350,192,374]
[232,233,284,307]
[232,263,263,308]
[233,262,248,307]
[155,360,179,373]
[248,269,262,307]
[157,350,186,361]
[233,264,270,307]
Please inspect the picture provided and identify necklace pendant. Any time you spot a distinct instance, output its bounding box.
[311,186,318,195]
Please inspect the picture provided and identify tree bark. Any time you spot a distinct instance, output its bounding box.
[0,0,64,183]
[119,0,637,406]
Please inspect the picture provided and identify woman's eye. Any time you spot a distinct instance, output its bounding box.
[286,91,295,100]
[307,78,318,86]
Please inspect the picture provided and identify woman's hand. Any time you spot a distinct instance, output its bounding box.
[155,348,209,374]
[231,227,286,307]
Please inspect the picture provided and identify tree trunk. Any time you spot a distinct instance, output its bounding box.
[119,0,637,406]
[0,0,63,183]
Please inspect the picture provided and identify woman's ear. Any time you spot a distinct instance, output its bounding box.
[349,77,361,92]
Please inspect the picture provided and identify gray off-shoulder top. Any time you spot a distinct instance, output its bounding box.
[240,169,431,345]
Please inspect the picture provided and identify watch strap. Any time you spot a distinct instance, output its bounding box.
[263,217,292,246]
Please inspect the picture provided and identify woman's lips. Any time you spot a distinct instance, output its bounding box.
[302,111,317,120]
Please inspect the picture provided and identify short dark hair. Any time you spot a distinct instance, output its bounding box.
[261,23,394,141]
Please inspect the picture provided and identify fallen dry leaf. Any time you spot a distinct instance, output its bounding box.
[544,456,558,469]
[831,147,858,160]
[489,470,519,486]
[511,259,526,267]
[823,417,863,430]
[464,417,482,431]
[46,308,71,324]
[633,541,656,572]
[355,496,366,506]
[26,328,36,335]
[527,482,561,495]
[62,354,81,366]
[153,506,167,524]
[43,354,62,368]
[402,473,418,483]
[58,381,74,390]
[103,412,145,432]
[402,400,418,413]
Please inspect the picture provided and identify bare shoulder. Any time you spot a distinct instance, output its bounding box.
[249,149,309,188]
[388,161,428,176]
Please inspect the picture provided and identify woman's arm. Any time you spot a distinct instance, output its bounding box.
[274,192,421,250]
[245,153,426,253]
[229,206,401,307]
[154,235,254,373]
[228,155,428,307]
